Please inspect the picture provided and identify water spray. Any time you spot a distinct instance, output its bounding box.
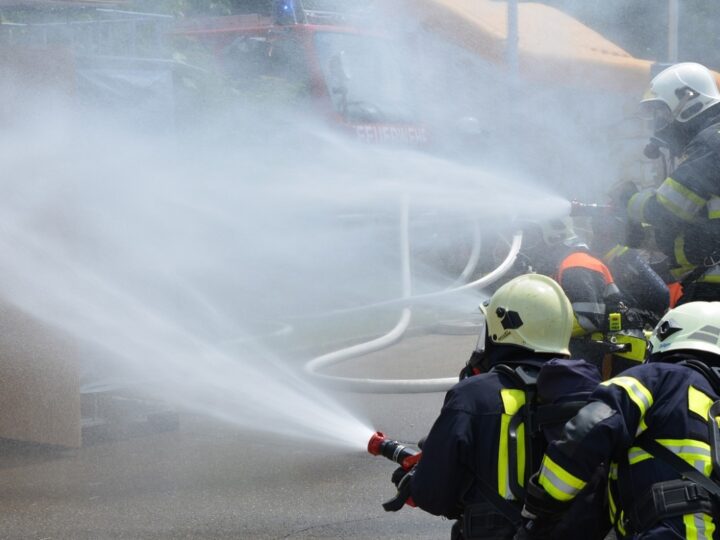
[569,200,618,217]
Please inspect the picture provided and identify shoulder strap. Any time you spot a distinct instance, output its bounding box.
[470,473,523,526]
[680,265,714,288]
[680,359,720,395]
[490,363,539,388]
[638,438,720,499]
[532,401,587,431]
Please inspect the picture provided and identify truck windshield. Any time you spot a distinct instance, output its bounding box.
[314,31,415,124]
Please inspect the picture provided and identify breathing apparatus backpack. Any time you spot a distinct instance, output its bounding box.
[459,362,589,539]
[626,359,720,533]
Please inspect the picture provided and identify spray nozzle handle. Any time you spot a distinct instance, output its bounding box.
[382,469,415,512]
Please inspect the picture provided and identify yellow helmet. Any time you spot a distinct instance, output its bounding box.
[482,274,573,356]
[649,301,720,358]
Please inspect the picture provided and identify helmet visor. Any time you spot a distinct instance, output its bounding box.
[474,317,487,354]
[639,101,673,132]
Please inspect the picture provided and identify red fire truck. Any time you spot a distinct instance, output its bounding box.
[172,0,430,146]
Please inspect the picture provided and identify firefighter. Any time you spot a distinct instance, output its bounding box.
[512,218,650,377]
[398,274,608,539]
[516,301,720,540]
[625,62,720,305]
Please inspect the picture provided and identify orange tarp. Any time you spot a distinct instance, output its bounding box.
[394,0,654,93]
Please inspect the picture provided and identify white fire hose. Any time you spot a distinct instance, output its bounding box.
[304,198,522,393]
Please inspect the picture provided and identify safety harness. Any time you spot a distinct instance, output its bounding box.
[461,364,587,539]
[625,360,720,533]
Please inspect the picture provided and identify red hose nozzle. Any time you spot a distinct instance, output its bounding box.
[368,431,421,470]
[368,431,386,456]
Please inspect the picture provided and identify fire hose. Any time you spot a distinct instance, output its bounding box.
[303,197,523,393]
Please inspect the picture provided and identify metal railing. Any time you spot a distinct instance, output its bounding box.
[0,9,174,58]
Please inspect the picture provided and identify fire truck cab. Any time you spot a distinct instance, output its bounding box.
[173,0,429,146]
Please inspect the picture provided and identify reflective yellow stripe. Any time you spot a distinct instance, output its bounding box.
[675,234,692,267]
[657,177,706,221]
[616,511,627,536]
[608,487,617,520]
[571,316,586,337]
[685,511,716,540]
[628,446,652,465]
[671,265,696,280]
[697,266,720,283]
[601,376,653,417]
[628,438,712,475]
[607,462,620,528]
[613,333,647,362]
[500,389,524,415]
[671,233,697,281]
[689,386,714,421]
[660,439,712,477]
[603,244,629,263]
[498,389,526,499]
[538,455,587,502]
[708,196,720,219]
[627,189,654,223]
[608,462,618,480]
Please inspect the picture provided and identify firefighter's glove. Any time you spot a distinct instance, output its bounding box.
[382,467,415,512]
[514,473,568,540]
[610,181,638,213]
[391,466,408,488]
[460,350,486,380]
[622,309,647,330]
[608,308,655,332]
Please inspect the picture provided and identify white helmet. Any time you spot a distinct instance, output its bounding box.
[519,217,586,252]
[540,217,582,247]
[481,274,573,356]
[640,62,720,125]
[649,301,720,358]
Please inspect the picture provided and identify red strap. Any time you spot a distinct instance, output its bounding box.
[668,282,684,308]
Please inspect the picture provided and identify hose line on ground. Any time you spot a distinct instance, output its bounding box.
[303,196,522,393]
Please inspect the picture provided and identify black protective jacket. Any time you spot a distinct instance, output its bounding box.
[535,358,720,538]
[629,111,720,301]
[410,357,606,539]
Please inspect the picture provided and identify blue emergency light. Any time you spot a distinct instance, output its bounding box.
[273,0,300,25]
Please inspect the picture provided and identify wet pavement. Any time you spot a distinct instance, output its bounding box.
[0,332,476,539]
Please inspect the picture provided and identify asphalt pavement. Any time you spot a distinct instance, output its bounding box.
[0,331,477,539]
